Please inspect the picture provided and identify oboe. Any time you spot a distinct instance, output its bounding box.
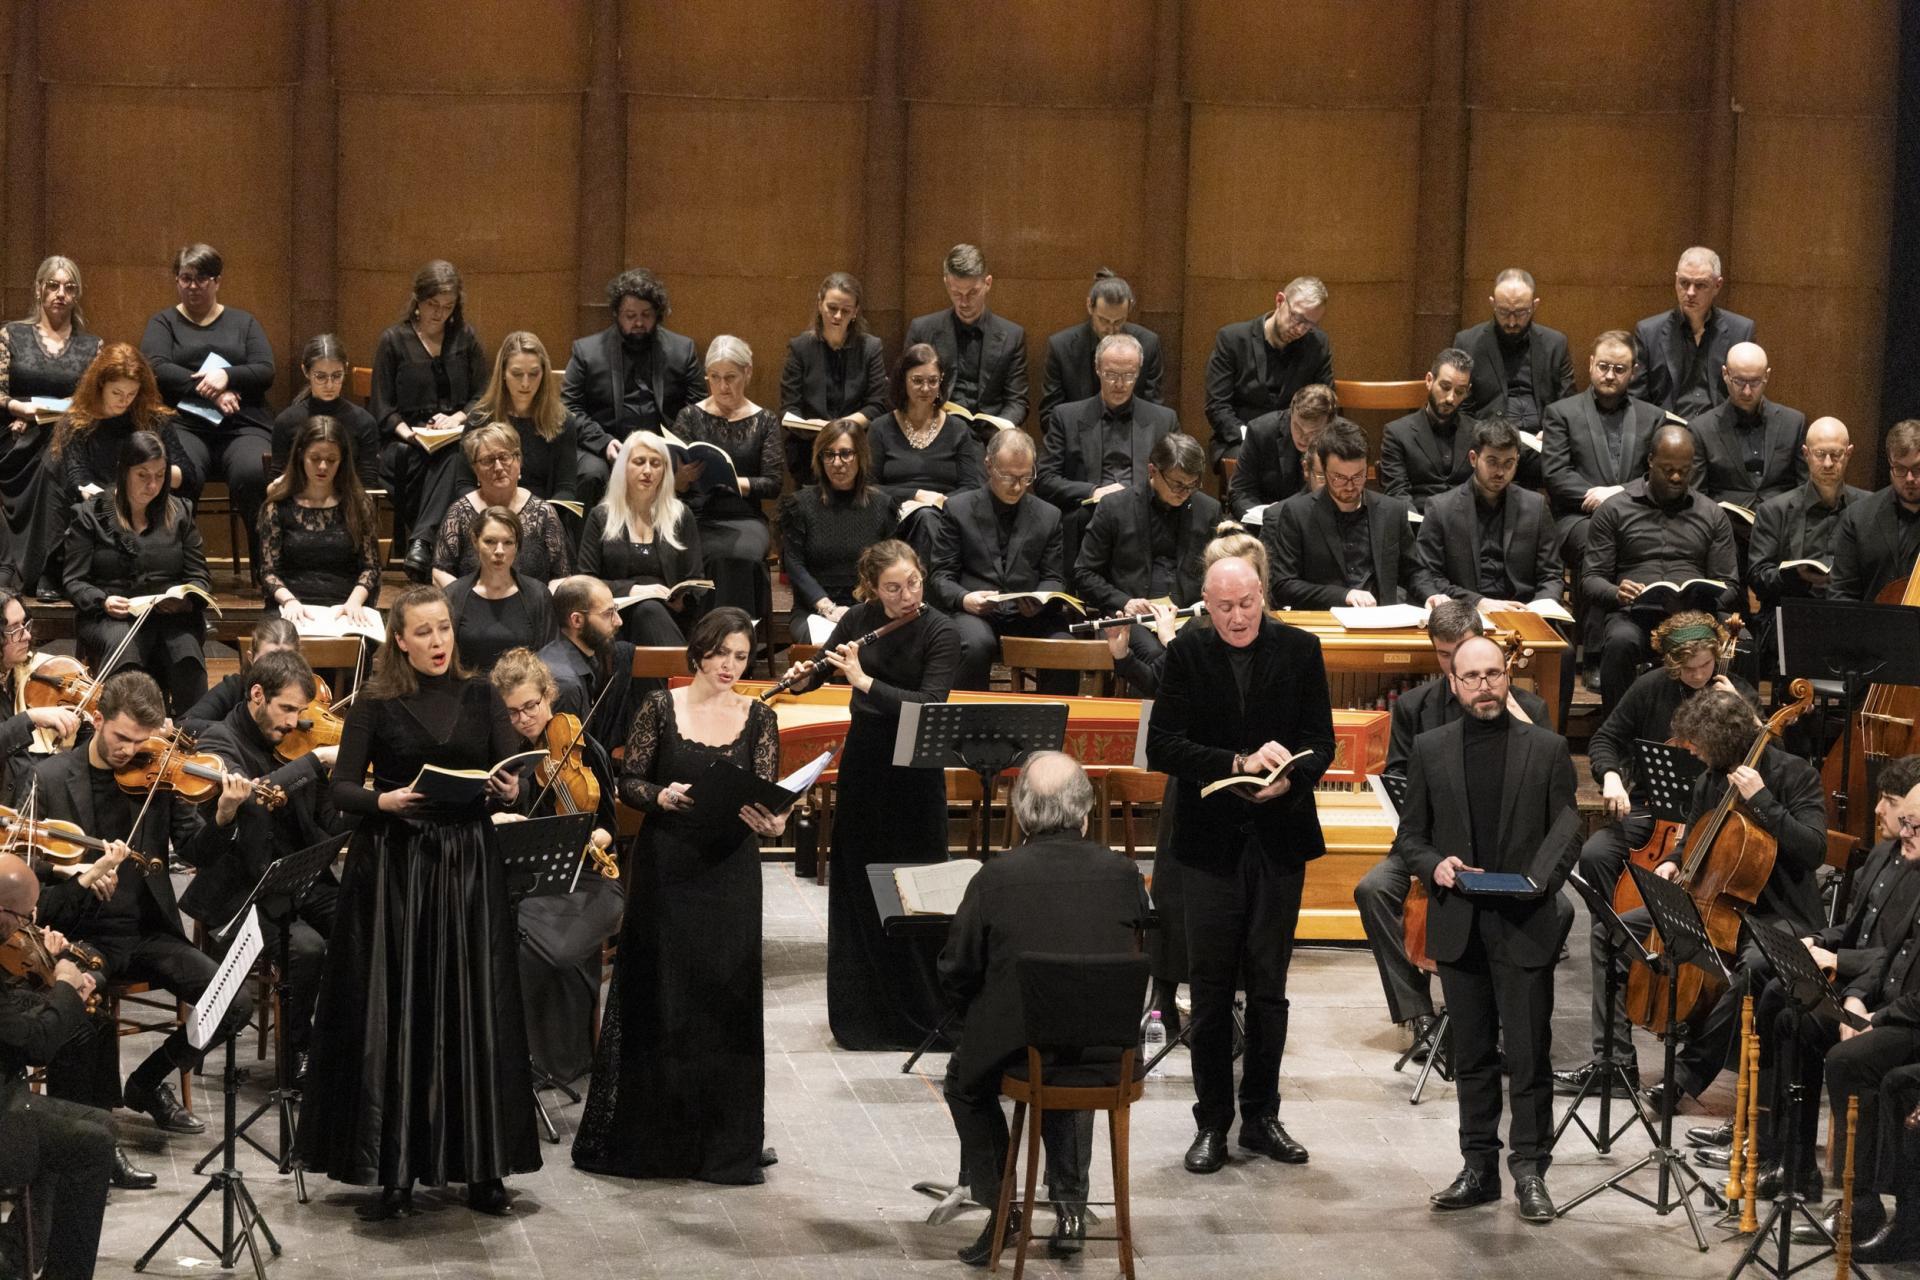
[1066,601,1207,637]
[760,603,929,701]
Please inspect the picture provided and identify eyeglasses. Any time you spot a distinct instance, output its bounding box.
[1898,815,1920,836]
[1726,375,1767,391]
[175,273,217,287]
[876,574,923,598]
[1593,360,1632,377]
[1806,449,1848,465]
[1890,463,1920,481]
[1157,473,1200,497]
[2,620,31,639]
[1454,671,1509,688]
[1097,369,1140,386]
[476,453,520,471]
[0,904,32,932]
[820,448,858,463]
[990,470,1034,488]
[1492,305,1535,321]
[907,375,943,391]
[505,698,545,722]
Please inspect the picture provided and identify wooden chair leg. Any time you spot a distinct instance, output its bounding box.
[1112,1101,1135,1280]
[991,1099,1025,1273]
[1014,1095,1044,1280]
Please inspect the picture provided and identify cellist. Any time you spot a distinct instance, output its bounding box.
[1556,611,1757,1097]
[0,587,84,803]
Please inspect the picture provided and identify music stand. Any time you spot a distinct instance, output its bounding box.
[1727,924,1875,1280]
[189,837,344,1203]
[1778,599,1920,833]
[893,700,1069,860]
[1551,871,1662,1157]
[135,911,277,1279]
[1556,864,1729,1250]
[497,813,597,1142]
[1633,740,1703,823]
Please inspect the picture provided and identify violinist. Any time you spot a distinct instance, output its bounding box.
[184,649,346,1078]
[1555,611,1757,1097]
[31,670,251,1146]
[178,615,300,737]
[490,647,624,1087]
[539,575,635,747]
[1,588,84,802]
[0,851,115,1279]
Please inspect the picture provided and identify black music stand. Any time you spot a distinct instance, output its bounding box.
[190,837,344,1203]
[1556,864,1729,1249]
[1634,739,1704,823]
[136,910,275,1279]
[1551,871,1662,1156]
[893,700,1070,861]
[498,813,597,1142]
[1729,924,1875,1280]
[1778,599,1920,833]
[1372,772,1453,1089]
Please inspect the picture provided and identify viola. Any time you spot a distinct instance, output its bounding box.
[0,805,166,874]
[115,731,288,810]
[275,674,346,763]
[533,712,618,881]
[22,653,96,712]
[0,920,107,1013]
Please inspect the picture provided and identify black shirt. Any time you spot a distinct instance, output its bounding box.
[950,315,985,409]
[84,762,148,935]
[991,495,1019,556]
[1497,328,1538,429]
[1671,313,1722,422]
[1147,497,1181,597]
[1581,479,1739,614]
[1335,505,1374,592]
[1424,404,1460,477]
[1595,395,1630,473]
[1099,401,1136,487]
[1475,490,1511,598]
[1226,643,1255,703]
[1586,665,1758,791]
[619,333,661,435]
[1852,852,1920,958]
[1460,709,1510,866]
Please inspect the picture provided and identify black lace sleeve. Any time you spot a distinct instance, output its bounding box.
[748,410,782,503]
[531,500,571,577]
[748,699,779,784]
[433,500,472,576]
[354,499,382,599]
[258,502,290,603]
[618,690,669,811]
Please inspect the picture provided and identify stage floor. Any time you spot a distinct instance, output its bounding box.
[91,867,1787,1280]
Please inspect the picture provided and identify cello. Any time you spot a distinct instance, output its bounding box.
[1625,678,1815,1034]
[1821,547,1920,837]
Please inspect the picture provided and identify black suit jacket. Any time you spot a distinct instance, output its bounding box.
[1385,677,1552,775]
[1226,410,1360,518]
[1629,306,1756,415]
[1202,315,1334,461]
[1452,319,1576,422]
[1665,744,1826,934]
[1035,395,1179,510]
[0,982,93,1134]
[1687,399,1807,509]
[560,325,707,455]
[1813,838,1909,986]
[1147,616,1337,868]
[1379,409,1476,512]
[1393,715,1580,968]
[1826,486,1920,603]
[778,331,888,424]
[1540,390,1674,520]
[1411,481,1564,607]
[904,308,1029,429]
[930,489,1064,612]
[1747,482,1870,607]
[1263,489,1417,608]
[937,835,1147,1093]
[1039,320,1164,422]
[1074,488,1221,615]
[538,633,637,751]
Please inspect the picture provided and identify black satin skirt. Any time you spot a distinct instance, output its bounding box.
[296,808,541,1188]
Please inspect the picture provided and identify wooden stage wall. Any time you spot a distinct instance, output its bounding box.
[0,0,1898,482]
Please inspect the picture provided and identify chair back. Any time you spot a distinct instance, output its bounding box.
[631,646,686,679]
[1015,952,1150,1055]
[1331,379,1426,411]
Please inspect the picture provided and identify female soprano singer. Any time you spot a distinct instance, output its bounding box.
[489,647,624,1088]
[298,584,537,1220]
[780,539,960,1049]
[573,607,784,1183]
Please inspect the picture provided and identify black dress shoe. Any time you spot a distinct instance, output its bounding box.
[467,1178,511,1215]
[356,1185,415,1222]
[1431,1166,1501,1211]
[1793,1198,1884,1244]
[403,539,434,584]
[758,1147,778,1167]
[123,1080,205,1134]
[1855,1216,1920,1264]
[1686,1120,1734,1149]
[293,1051,311,1087]
[35,581,61,604]
[1048,1202,1086,1257]
[957,1207,1021,1268]
[111,1145,157,1190]
[1184,1128,1229,1174]
[1639,1081,1682,1121]
[1238,1116,1309,1164]
[1693,1145,1732,1170]
[1515,1176,1555,1223]
[1551,1063,1632,1097]
[1752,1162,1823,1203]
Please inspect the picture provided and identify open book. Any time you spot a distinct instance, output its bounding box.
[781,411,831,434]
[659,428,741,496]
[546,499,586,518]
[1516,430,1544,455]
[940,402,1019,433]
[985,590,1085,614]
[895,858,982,916]
[1778,557,1831,575]
[1200,747,1316,799]
[406,749,547,806]
[29,396,70,425]
[1717,501,1756,525]
[293,612,385,645]
[1482,598,1574,625]
[412,424,466,454]
[612,580,713,609]
[1331,604,1429,631]
[1629,578,1727,613]
[128,583,219,616]
[1239,503,1272,527]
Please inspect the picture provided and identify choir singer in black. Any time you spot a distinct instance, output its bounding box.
[1146,555,1335,1174]
[1394,634,1579,1223]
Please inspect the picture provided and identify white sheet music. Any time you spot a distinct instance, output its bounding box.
[190,908,261,1050]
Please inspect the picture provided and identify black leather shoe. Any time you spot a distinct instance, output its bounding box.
[1752,1162,1824,1203]
[1790,1207,1840,1245]
[1793,1198,1883,1245]
[1515,1176,1555,1223]
[957,1207,1021,1268]
[1855,1216,1920,1264]
[1693,1145,1732,1170]
[293,1051,311,1087]
[1184,1127,1229,1174]
[1551,1063,1633,1097]
[123,1080,205,1134]
[1431,1166,1501,1211]
[403,539,433,584]
[356,1185,415,1222]
[1640,1081,1682,1122]
[1238,1116,1309,1164]
[1048,1202,1086,1257]
[111,1145,157,1190]
[34,581,60,604]
[1687,1120,1734,1149]
[467,1178,511,1215]
[758,1147,778,1167]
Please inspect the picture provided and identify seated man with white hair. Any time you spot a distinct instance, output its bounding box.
[1629,246,1756,420]
[670,334,783,618]
[938,751,1148,1266]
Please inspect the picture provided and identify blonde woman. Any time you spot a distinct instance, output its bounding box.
[670,334,781,617]
[577,431,705,644]
[468,330,583,505]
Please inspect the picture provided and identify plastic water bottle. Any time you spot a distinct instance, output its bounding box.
[1141,1010,1167,1074]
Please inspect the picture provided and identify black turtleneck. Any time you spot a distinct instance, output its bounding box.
[1460,707,1510,865]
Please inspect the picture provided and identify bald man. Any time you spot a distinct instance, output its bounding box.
[1748,416,1868,614]
[1630,247,1756,419]
[0,853,115,1279]
[1686,341,1807,515]
[1147,557,1336,1174]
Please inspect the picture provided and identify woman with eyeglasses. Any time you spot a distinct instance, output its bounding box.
[1,255,102,601]
[1,589,84,791]
[431,422,571,589]
[272,334,381,493]
[466,331,582,508]
[671,335,781,620]
[259,415,381,625]
[774,539,960,1049]
[778,272,888,485]
[445,506,555,673]
[868,343,985,567]
[775,419,898,644]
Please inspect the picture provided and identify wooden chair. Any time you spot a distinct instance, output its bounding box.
[239,634,364,672]
[1220,456,1238,486]
[1103,769,1167,857]
[108,982,193,1109]
[350,366,373,403]
[1000,636,1114,697]
[992,953,1150,1279]
[1331,379,1427,412]
[195,481,246,575]
[631,646,687,680]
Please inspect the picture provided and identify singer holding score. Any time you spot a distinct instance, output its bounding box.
[297,584,538,1221]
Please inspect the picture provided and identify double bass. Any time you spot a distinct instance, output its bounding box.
[1821,548,1920,836]
[1625,678,1815,1034]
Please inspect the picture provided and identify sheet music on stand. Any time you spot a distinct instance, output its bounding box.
[215,836,344,942]
[495,813,597,899]
[1370,772,1410,821]
[191,909,262,1051]
[1628,862,1731,983]
[1632,739,1702,823]
[1746,921,1872,1031]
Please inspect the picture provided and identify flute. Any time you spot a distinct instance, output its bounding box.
[1066,601,1207,637]
[760,603,929,701]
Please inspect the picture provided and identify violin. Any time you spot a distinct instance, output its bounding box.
[533,712,618,881]
[0,804,166,874]
[22,653,97,712]
[115,731,288,810]
[275,674,346,763]
[0,920,107,1013]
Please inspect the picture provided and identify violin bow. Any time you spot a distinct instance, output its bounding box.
[88,601,159,705]
[528,671,620,815]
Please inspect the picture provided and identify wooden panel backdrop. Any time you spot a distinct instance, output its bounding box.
[0,0,1898,473]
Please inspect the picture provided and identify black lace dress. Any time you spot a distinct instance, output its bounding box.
[0,321,100,590]
[432,491,572,581]
[572,690,778,1184]
[297,672,541,1189]
[671,404,783,616]
[258,498,381,608]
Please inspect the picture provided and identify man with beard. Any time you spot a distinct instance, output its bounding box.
[1452,268,1575,437]
[540,575,637,746]
[1828,419,1920,603]
[1380,349,1477,513]
[1413,417,1564,612]
[1394,634,1579,1223]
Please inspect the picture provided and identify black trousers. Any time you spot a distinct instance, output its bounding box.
[943,1057,1093,1208]
[1353,847,1432,1025]
[7,1091,114,1280]
[1872,1062,1920,1200]
[1822,1023,1920,1198]
[1182,842,1303,1132]
[1755,981,1840,1166]
[177,420,272,566]
[574,448,611,511]
[381,436,468,546]
[253,883,338,1059]
[950,610,1077,694]
[1577,813,1650,1063]
[1436,916,1556,1183]
[1617,906,1763,1097]
[1595,610,1655,718]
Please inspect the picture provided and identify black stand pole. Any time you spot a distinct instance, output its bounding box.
[1551,872,1661,1157]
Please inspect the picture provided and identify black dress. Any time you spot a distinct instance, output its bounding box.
[271,396,382,493]
[432,492,572,582]
[258,498,381,608]
[576,504,706,646]
[371,322,488,545]
[572,690,778,1183]
[799,601,961,1049]
[446,572,556,673]
[774,485,899,643]
[672,404,782,617]
[867,411,985,567]
[298,672,541,1189]
[0,321,100,590]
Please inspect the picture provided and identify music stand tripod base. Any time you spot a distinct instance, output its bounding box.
[498,813,599,1144]
[1550,871,1662,1156]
